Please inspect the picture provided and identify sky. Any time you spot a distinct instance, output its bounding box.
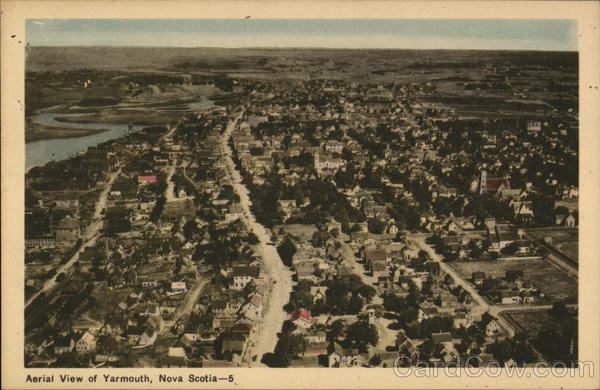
[26,19,578,51]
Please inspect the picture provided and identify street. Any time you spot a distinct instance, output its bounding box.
[221,114,294,366]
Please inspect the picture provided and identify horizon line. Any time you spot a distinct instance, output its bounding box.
[27,45,579,53]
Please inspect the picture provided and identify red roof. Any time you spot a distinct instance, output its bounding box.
[292,309,311,322]
[138,175,157,183]
[232,322,253,333]
[485,178,510,191]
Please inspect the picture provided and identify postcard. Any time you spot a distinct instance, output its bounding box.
[2,1,599,389]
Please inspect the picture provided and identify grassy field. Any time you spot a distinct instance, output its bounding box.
[502,310,553,336]
[556,242,578,261]
[526,228,579,262]
[449,258,578,302]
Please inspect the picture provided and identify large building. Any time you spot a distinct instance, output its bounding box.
[475,170,510,195]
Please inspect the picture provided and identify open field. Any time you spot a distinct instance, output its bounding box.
[526,228,579,262]
[502,310,553,336]
[448,258,578,302]
[556,242,578,261]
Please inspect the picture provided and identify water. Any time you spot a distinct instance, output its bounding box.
[26,100,214,170]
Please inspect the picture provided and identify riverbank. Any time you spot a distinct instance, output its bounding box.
[26,121,109,143]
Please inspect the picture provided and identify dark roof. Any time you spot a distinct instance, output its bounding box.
[431,332,453,343]
[232,266,260,278]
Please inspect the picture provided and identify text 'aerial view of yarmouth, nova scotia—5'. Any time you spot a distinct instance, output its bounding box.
[22,18,581,376]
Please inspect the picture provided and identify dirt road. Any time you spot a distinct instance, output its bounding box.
[221,114,294,366]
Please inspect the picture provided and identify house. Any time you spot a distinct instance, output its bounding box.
[56,199,79,209]
[510,200,534,224]
[328,342,366,367]
[556,213,577,227]
[452,313,472,329]
[371,261,388,280]
[310,286,328,303]
[171,282,187,294]
[417,305,439,323]
[527,120,542,134]
[232,266,260,290]
[364,249,388,267]
[139,327,157,346]
[226,204,244,222]
[231,318,254,335]
[500,290,521,305]
[385,223,399,235]
[159,347,187,367]
[314,153,345,173]
[565,214,577,227]
[75,331,96,354]
[138,175,157,184]
[395,332,419,364]
[323,140,345,154]
[291,309,312,330]
[141,280,159,289]
[485,319,503,337]
[240,294,263,320]
[305,330,326,344]
[221,334,246,359]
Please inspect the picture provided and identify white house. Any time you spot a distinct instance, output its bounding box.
[75,331,96,354]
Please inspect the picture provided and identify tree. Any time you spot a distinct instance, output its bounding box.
[487,339,513,362]
[274,333,307,363]
[418,339,435,361]
[500,242,519,256]
[327,319,345,342]
[505,269,523,283]
[550,302,570,320]
[345,321,378,350]
[347,294,364,314]
[183,220,198,240]
[367,219,386,234]
[247,232,259,245]
[369,354,382,367]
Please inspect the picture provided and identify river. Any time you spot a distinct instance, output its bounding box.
[26,100,214,170]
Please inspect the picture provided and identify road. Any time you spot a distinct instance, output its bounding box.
[339,242,382,305]
[25,169,120,308]
[164,162,177,202]
[220,113,294,366]
[161,279,209,335]
[409,235,489,316]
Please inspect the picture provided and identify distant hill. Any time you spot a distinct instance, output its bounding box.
[26,46,578,73]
